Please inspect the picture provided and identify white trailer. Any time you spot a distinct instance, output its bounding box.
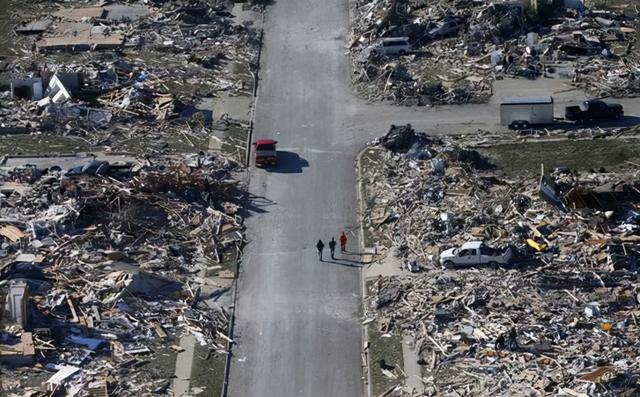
[500,96,554,129]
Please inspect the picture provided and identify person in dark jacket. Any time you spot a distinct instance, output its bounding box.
[328,238,337,259]
[316,240,325,261]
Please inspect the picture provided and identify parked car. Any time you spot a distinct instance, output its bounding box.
[565,99,623,123]
[368,37,412,56]
[254,139,278,167]
[439,241,513,268]
[427,16,465,39]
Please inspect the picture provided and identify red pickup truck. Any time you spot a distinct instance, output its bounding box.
[254,139,278,166]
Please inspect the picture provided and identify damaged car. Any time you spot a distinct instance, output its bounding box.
[426,16,465,39]
[440,241,513,268]
[368,37,412,56]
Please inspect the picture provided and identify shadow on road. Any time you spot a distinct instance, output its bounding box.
[242,193,276,218]
[323,258,363,267]
[268,151,309,174]
[549,115,640,131]
[341,250,365,256]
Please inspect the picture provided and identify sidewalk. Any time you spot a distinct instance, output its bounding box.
[172,335,196,397]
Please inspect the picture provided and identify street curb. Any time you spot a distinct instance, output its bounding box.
[348,1,371,394]
[244,9,265,168]
[221,7,266,397]
[347,2,372,395]
[355,146,374,397]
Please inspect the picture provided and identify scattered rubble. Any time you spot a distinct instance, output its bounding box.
[363,124,640,395]
[349,0,639,105]
[1,0,262,158]
[0,153,246,395]
[0,2,260,394]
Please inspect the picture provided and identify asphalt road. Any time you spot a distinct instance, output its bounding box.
[228,0,365,396]
[347,78,640,137]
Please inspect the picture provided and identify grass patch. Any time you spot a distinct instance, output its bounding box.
[0,135,96,155]
[0,0,47,57]
[221,124,248,162]
[113,130,209,155]
[0,129,213,157]
[477,137,640,176]
[368,324,404,396]
[125,49,254,99]
[359,147,385,174]
[162,130,210,154]
[190,338,228,397]
[584,0,636,11]
[191,244,241,394]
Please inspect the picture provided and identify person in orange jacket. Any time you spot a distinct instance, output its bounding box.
[339,231,348,252]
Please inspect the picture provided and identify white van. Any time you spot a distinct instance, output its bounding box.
[369,37,412,56]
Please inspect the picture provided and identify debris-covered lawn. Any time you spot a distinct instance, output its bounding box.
[0,1,262,395]
[363,124,640,396]
[0,153,246,396]
[1,0,262,159]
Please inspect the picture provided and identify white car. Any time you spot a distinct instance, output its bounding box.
[427,17,465,39]
[439,241,513,268]
[368,37,412,56]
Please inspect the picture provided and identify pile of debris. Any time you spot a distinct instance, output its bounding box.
[0,153,245,395]
[11,1,259,64]
[363,125,640,395]
[573,52,640,98]
[3,65,215,135]
[0,2,255,393]
[1,0,261,154]
[349,0,639,105]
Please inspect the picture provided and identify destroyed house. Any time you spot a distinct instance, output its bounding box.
[564,181,638,210]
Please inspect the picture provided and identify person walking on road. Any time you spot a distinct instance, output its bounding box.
[340,231,348,252]
[316,240,325,261]
[328,238,337,259]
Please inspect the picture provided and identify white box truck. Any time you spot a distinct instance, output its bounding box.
[500,96,554,129]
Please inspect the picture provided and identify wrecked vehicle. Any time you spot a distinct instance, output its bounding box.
[565,99,623,122]
[439,241,513,268]
[368,37,412,56]
[426,16,465,39]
